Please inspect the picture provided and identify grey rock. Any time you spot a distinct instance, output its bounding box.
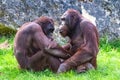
[0,0,120,40]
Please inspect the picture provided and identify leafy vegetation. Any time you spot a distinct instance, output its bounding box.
[0,36,120,80]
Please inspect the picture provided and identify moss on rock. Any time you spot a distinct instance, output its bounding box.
[0,24,17,36]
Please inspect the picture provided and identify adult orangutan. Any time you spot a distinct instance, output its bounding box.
[45,9,99,73]
[14,16,70,72]
[58,9,99,73]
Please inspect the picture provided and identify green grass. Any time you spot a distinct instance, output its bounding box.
[0,36,120,80]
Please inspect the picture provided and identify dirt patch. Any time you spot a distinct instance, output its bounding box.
[0,40,10,49]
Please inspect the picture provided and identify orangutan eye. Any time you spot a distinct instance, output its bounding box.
[61,17,65,21]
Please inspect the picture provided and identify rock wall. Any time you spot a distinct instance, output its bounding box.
[0,0,120,39]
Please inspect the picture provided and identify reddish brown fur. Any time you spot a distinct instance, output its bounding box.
[14,16,70,72]
[57,9,99,73]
